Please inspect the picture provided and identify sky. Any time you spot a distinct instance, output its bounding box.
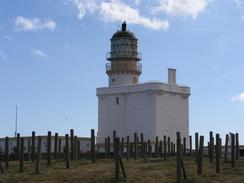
[0,0,244,144]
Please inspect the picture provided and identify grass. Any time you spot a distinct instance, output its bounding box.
[0,157,244,183]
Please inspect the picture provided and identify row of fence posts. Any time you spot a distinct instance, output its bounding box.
[2,129,84,174]
[1,129,241,182]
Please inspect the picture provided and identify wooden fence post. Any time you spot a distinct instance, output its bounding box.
[113,130,116,158]
[163,135,167,160]
[189,135,192,156]
[91,129,96,163]
[167,137,171,157]
[16,133,20,161]
[54,133,58,160]
[197,136,204,175]
[140,133,144,158]
[5,137,9,168]
[121,137,124,159]
[215,134,220,173]
[65,134,70,169]
[176,132,181,183]
[47,131,51,166]
[105,138,108,159]
[183,137,186,156]
[231,133,235,168]
[108,136,111,159]
[35,136,42,174]
[126,136,130,160]
[209,131,214,163]
[134,133,138,160]
[224,134,229,163]
[195,133,199,162]
[19,137,24,173]
[32,131,35,162]
[236,133,239,160]
[70,129,74,161]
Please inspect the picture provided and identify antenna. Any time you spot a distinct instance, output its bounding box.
[15,105,18,137]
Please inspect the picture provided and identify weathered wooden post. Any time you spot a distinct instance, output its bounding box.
[70,129,74,161]
[121,137,124,159]
[231,133,235,168]
[148,140,152,157]
[16,133,20,160]
[189,135,192,156]
[74,136,77,160]
[183,137,186,156]
[134,133,138,160]
[35,136,42,174]
[5,137,9,168]
[155,136,159,158]
[31,131,35,162]
[167,137,171,157]
[27,139,31,161]
[114,137,120,182]
[58,138,61,159]
[91,129,96,163]
[209,131,214,163]
[105,138,108,159]
[236,133,239,160]
[126,136,130,160]
[113,130,116,158]
[19,137,24,173]
[54,132,58,160]
[215,134,220,173]
[108,136,111,159]
[195,132,199,162]
[47,131,51,166]
[224,134,229,163]
[65,134,70,169]
[197,136,204,175]
[163,135,167,160]
[159,140,163,158]
[219,138,222,159]
[176,132,181,183]
[140,133,144,158]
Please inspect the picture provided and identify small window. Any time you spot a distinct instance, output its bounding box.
[112,78,115,82]
[115,97,119,105]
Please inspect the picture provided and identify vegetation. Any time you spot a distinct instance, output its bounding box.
[0,157,244,183]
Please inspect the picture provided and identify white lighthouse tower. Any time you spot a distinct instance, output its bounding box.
[97,22,190,145]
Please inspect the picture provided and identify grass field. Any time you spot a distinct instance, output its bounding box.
[0,157,244,183]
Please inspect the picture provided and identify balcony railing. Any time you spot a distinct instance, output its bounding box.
[106,51,142,61]
[106,62,142,75]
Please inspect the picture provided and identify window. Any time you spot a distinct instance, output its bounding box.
[112,78,115,82]
[115,97,119,105]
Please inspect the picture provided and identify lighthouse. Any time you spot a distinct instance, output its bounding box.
[106,21,141,86]
[97,22,190,145]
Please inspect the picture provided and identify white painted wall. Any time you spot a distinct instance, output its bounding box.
[109,74,138,86]
[97,82,190,144]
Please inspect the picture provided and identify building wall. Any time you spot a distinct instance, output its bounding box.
[97,82,190,144]
[109,73,138,86]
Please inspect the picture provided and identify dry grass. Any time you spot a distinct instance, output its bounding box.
[0,157,244,183]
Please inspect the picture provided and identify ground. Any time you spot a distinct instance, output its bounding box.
[0,157,244,183]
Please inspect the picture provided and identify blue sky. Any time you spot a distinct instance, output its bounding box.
[0,0,244,144]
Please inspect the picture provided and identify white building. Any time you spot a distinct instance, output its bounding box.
[97,22,190,144]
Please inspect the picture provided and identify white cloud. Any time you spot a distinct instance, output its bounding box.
[32,48,48,58]
[100,1,169,30]
[241,15,244,21]
[3,35,14,41]
[66,0,169,30]
[0,49,7,60]
[152,0,208,19]
[232,92,244,102]
[15,16,56,32]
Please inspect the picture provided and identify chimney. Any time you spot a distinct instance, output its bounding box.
[168,68,176,84]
